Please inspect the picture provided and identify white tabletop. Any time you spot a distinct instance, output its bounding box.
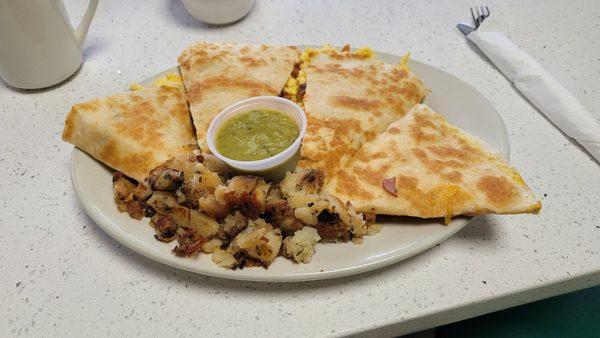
[2,0,599,336]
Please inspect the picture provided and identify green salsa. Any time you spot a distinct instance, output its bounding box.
[215,109,299,161]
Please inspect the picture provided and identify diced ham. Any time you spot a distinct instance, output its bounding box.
[382,177,398,197]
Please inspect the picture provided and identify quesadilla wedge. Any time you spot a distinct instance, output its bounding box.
[178,42,301,150]
[326,104,541,221]
[283,46,430,179]
[62,85,197,182]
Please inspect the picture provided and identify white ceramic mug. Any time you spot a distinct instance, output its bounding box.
[180,0,255,25]
[0,0,99,89]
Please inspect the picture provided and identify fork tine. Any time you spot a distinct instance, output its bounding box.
[469,5,491,30]
[470,7,477,27]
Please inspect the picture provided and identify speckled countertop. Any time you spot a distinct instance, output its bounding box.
[1,0,599,336]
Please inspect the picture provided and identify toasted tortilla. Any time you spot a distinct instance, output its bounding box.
[62,86,197,182]
[178,42,301,150]
[326,104,541,220]
[296,47,430,179]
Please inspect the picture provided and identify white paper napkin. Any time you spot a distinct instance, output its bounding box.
[466,17,600,164]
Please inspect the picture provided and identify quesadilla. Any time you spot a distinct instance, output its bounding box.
[326,104,541,221]
[283,46,430,179]
[62,86,197,182]
[178,42,301,150]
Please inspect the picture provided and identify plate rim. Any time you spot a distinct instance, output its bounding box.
[72,157,477,282]
[71,48,509,282]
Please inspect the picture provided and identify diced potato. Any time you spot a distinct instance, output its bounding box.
[219,211,248,240]
[252,180,271,214]
[202,154,230,175]
[280,169,324,209]
[280,169,324,196]
[192,162,223,192]
[366,222,382,235]
[347,205,367,237]
[201,238,223,253]
[113,172,136,203]
[212,248,238,268]
[170,207,219,238]
[282,227,321,263]
[230,219,282,265]
[198,194,230,220]
[146,191,179,213]
[155,155,202,188]
[133,180,153,201]
[151,213,178,242]
[294,206,317,225]
[215,176,271,219]
[150,168,183,191]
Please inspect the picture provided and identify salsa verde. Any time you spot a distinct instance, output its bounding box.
[215,109,299,161]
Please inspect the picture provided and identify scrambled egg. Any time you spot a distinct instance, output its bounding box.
[282,47,317,104]
[129,73,183,91]
[284,45,357,104]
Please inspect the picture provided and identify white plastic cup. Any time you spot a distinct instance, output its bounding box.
[206,96,307,181]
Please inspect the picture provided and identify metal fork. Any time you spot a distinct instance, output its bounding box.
[470,5,491,29]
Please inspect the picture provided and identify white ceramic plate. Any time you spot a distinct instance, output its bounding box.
[72,48,509,282]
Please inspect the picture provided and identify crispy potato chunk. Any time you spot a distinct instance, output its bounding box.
[202,154,230,175]
[294,193,366,241]
[113,172,136,208]
[155,153,203,187]
[185,162,229,218]
[212,248,238,268]
[150,213,178,242]
[170,207,219,238]
[201,238,223,253]
[282,227,321,263]
[215,176,271,219]
[230,219,282,265]
[113,172,152,219]
[367,222,382,235]
[149,167,183,191]
[280,168,324,209]
[147,191,179,214]
[280,168,324,197]
[173,225,207,257]
[264,186,304,234]
[133,180,153,201]
[218,211,248,240]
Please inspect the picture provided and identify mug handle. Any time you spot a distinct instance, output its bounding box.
[74,0,99,48]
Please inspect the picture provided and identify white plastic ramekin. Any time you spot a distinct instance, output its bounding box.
[206,96,307,181]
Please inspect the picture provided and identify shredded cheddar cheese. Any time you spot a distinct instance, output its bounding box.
[354,46,374,58]
[130,73,183,92]
[129,83,145,91]
[398,52,411,71]
[153,73,183,88]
